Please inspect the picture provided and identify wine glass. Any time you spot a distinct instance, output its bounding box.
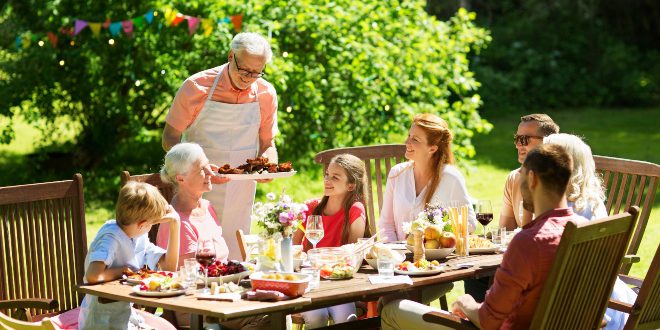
[305,215,325,250]
[475,200,493,239]
[195,238,216,293]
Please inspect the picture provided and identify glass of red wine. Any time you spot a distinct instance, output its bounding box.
[475,200,494,239]
[195,238,216,293]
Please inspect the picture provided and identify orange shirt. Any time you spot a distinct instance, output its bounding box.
[302,199,366,251]
[165,63,278,145]
[479,208,583,330]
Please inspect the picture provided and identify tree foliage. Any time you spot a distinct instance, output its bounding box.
[0,0,491,175]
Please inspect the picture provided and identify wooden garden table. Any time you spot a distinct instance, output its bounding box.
[77,253,502,329]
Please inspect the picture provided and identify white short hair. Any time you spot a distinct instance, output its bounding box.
[544,133,605,213]
[230,32,272,62]
[160,143,207,188]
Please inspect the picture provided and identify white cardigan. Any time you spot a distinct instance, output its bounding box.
[379,162,476,242]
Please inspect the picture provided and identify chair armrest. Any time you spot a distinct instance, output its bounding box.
[617,274,643,288]
[607,298,633,314]
[422,311,479,330]
[0,298,58,311]
[621,254,641,265]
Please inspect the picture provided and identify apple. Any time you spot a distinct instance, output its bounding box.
[439,232,457,248]
[424,225,442,240]
[424,239,440,249]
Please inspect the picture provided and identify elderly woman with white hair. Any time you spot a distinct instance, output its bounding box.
[162,32,279,261]
[544,133,637,330]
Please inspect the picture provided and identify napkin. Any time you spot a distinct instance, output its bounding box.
[245,290,294,302]
[368,275,413,285]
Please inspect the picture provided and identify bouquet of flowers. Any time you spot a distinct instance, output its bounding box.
[402,204,452,235]
[252,192,308,238]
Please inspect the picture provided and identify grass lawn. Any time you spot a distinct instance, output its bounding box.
[2,107,658,306]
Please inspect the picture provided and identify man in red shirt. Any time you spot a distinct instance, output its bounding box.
[380,143,585,330]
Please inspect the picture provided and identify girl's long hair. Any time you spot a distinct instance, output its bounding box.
[308,154,370,249]
[413,113,455,206]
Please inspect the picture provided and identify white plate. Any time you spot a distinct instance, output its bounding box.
[222,171,296,180]
[123,271,176,285]
[394,267,444,276]
[469,245,501,254]
[205,270,252,284]
[131,285,186,297]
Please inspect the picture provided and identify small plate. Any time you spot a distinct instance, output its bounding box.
[123,271,176,285]
[222,171,296,180]
[469,245,501,254]
[131,285,186,297]
[394,267,444,276]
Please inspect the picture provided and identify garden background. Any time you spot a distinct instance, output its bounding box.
[1,0,658,301]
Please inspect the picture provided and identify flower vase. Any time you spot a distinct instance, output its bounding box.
[280,235,294,273]
[255,235,282,272]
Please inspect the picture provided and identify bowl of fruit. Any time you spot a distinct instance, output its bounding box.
[249,272,310,297]
[205,260,252,284]
[307,247,362,280]
[406,225,456,260]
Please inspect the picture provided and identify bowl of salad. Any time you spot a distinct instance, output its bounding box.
[307,247,361,280]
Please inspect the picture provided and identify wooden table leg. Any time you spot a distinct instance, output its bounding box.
[190,313,203,330]
[270,311,287,330]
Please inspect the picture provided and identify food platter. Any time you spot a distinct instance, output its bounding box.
[205,270,252,284]
[394,267,444,276]
[132,285,186,297]
[222,171,296,180]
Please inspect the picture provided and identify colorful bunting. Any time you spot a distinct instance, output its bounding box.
[121,20,134,38]
[133,16,145,29]
[74,19,88,35]
[201,18,214,37]
[230,15,243,32]
[47,32,58,48]
[103,19,111,29]
[109,22,122,36]
[88,23,102,38]
[144,11,154,24]
[15,36,22,50]
[187,16,200,35]
[171,13,185,26]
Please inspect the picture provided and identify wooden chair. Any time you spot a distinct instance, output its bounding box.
[594,155,659,275]
[0,311,57,330]
[236,229,260,262]
[120,171,175,243]
[422,207,639,329]
[608,244,660,330]
[314,144,407,235]
[0,174,87,321]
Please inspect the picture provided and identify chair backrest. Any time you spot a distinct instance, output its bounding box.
[625,244,660,330]
[0,312,56,330]
[235,229,260,262]
[0,174,87,317]
[120,171,175,243]
[314,144,407,235]
[530,207,639,329]
[594,155,659,274]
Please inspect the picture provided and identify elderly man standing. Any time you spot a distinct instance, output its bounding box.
[500,113,560,230]
[162,32,278,260]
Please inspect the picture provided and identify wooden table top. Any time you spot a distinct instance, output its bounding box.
[76,253,503,321]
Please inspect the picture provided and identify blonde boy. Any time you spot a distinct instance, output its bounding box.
[78,182,180,329]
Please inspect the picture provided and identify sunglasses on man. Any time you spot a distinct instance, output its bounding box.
[513,134,544,146]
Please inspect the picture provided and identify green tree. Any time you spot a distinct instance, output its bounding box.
[0,0,491,176]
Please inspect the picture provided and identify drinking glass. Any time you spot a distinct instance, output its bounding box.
[183,258,199,288]
[377,258,395,279]
[195,238,216,294]
[300,267,320,289]
[475,200,493,239]
[305,215,325,250]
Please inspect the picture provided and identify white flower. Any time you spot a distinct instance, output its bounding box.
[266,192,276,201]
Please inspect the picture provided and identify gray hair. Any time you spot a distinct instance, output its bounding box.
[544,133,605,214]
[230,32,272,62]
[160,143,207,189]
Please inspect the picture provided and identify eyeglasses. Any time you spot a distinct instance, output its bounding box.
[513,134,544,146]
[233,56,266,78]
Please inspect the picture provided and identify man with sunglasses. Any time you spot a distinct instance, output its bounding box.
[501,114,560,230]
[162,32,278,260]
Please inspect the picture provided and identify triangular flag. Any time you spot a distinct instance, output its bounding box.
[102,19,111,29]
[164,8,176,25]
[230,15,243,32]
[144,10,154,24]
[47,32,58,48]
[171,13,185,26]
[74,19,88,35]
[187,16,200,36]
[15,36,22,50]
[109,22,122,36]
[122,20,134,38]
[201,18,214,37]
[21,36,31,48]
[60,27,74,36]
[88,22,102,38]
[222,17,230,23]
[133,16,145,29]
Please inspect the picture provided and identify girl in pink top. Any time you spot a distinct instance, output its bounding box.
[293,154,369,328]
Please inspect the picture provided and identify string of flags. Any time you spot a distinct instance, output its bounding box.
[14,7,244,51]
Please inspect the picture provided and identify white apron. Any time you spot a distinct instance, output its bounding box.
[183,68,260,261]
